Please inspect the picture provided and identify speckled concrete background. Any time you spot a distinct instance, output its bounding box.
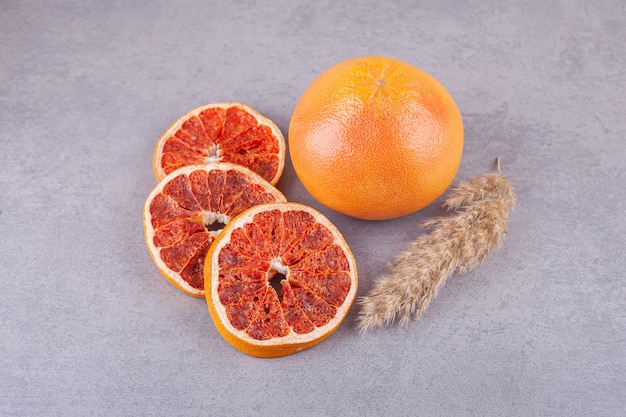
[1,1,624,416]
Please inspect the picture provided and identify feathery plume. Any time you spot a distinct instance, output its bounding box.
[358,157,516,332]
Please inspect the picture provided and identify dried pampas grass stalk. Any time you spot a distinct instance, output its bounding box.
[358,157,516,332]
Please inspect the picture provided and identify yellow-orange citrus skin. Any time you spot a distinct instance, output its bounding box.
[288,56,464,220]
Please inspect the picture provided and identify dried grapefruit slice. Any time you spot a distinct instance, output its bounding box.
[144,162,286,297]
[204,202,358,357]
[153,102,286,185]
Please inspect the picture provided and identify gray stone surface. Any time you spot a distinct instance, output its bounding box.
[1,1,624,416]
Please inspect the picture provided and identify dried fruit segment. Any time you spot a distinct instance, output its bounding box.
[143,163,286,297]
[153,102,286,185]
[205,202,358,358]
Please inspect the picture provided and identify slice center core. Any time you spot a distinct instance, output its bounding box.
[202,212,230,236]
[205,144,222,163]
[268,258,288,303]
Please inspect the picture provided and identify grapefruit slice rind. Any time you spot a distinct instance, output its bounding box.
[153,102,286,185]
[205,202,358,357]
[143,162,287,298]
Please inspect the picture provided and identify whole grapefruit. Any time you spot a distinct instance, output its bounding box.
[288,56,464,220]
